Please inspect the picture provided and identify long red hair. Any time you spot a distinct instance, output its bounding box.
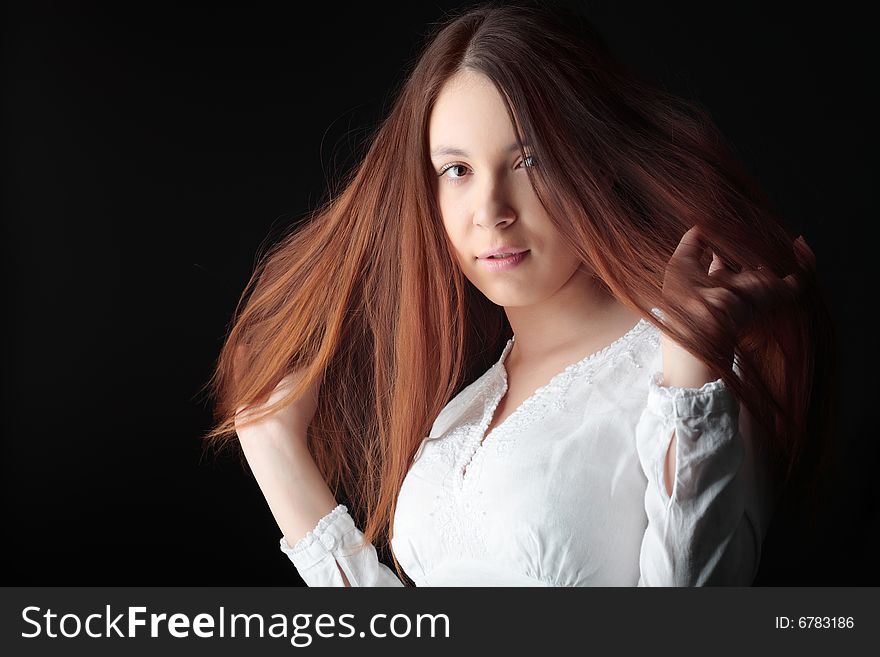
[201,1,838,583]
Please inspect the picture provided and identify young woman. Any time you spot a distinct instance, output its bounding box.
[203,2,837,586]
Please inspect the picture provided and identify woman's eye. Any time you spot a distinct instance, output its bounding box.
[438,163,470,184]
[438,156,537,186]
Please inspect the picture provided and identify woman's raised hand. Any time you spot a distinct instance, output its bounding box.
[229,347,341,559]
[233,347,323,445]
[656,226,815,387]
[661,226,814,351]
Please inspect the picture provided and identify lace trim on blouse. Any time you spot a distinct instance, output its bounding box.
[281,503,349,556]
[417,315,660,562]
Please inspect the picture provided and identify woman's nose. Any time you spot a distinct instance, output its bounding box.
[472,181,517,229]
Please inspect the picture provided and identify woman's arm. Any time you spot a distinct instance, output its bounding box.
[634,370,771,586]
[238,427,351,585]
[235,369,404,586]
[659,330,719,497]
[633,221,803,585]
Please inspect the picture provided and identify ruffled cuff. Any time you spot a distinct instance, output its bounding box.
[279,504,353,571]
[638,371,742,507]
[646,372,736,418]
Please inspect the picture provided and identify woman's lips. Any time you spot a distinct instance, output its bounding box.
[477,250,530,272]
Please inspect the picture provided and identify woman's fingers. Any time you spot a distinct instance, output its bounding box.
[708,264,804,322]
[794,235,816,270]
[665,226,708,281]
[707,250,726,276]
[664,226,712,296]
[663,230,816,342]
[671,225,707,267]
[704,234,814,309]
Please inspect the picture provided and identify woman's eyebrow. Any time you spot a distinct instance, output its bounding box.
[429,142,528,158]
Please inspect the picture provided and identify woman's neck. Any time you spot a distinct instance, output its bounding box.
[503,269,642,364]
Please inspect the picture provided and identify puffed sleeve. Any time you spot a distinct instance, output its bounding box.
[634,371,771,586]
[279,504,405,587]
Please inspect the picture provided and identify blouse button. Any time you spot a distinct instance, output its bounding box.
[319,533,337,551]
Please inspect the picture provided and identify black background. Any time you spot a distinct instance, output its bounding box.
[3,1,875,585]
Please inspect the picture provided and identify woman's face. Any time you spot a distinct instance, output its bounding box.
[428,69,586,308]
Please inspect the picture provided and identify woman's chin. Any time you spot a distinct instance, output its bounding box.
[477,287,537,308]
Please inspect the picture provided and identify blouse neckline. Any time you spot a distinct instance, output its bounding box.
[457,316,654,483]
[500,316,652,373]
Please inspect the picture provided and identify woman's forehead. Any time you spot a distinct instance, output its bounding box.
[429,72,525,159]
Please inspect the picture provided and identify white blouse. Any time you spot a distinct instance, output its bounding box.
[278,314,775,586]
